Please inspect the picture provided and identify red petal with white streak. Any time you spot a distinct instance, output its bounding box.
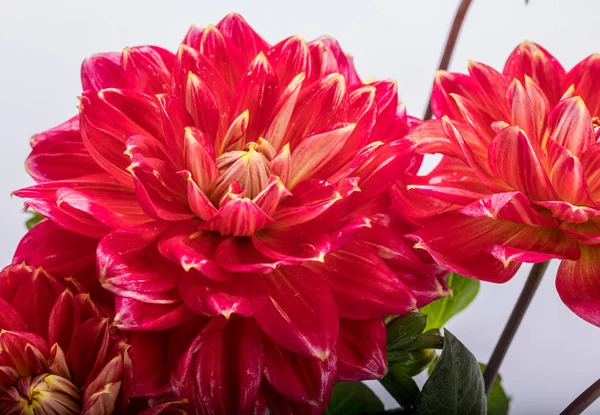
[409,213,579,283]
[503,41,566,106]
[288,123,356,188]
[488,126,556,200]
[254,266,338,359]
[204,197,274,236]
[157,220,230,281]
[564,54,600,117]
[179,270,265,318]
[115,297,192,330]
[81,53,123,92]
[308,241,416,319]
[337,318,387,381]
[215,236,293,273]
[557,245,600,327]
[231,53,279,140]
[252,225,331,263]
[548,97,595,157]
[193,317,264,414]
[459,191,557,227]
[97,223,182,304]
[183,127,219,193]
[122,46,174,95]
[273,180,342,227]
[263,336,336,406]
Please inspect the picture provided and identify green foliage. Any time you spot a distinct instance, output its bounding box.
[324,382,383,415]
[414,330,486,415]
[421,273,480,331]
[386,312,428,351]
[379,371,420,409]
[25,211,44,230]
[480,364,510,415]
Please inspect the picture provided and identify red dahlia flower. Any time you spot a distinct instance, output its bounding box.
[16,13,448,413]
[0,261,125,414]
[398,41,600,326]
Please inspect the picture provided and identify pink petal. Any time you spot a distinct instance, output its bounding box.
[409,212,580,283]
[254,266,338,359]
[185,72,220,141]
[288,123,356,188]
[253,175,292,216]
[336,318,387,381]
[13,220,97,277]
[488,125,556,200]
[273,179,342,227]
[459,191,557,227]
[204,197,274,236]
[156,93,194,166]
[67,317,111,386]
[97,223,183,304]
[557,245,600,327]
[128,331,172,397]
[252,226,331,263]
[503,41,566,106]
[548,97,595,157]
[467,61,510,120]
[182,127,220,193]
[307,241,416,319]
[126,135,194,221]
[282,73,349,148]
[268,35,310,89]
[115,297,192,330]
[122,46,174,95]
[215,236,293,273]
[231,52,279,140]
[564,53,600,117]
[216,13,270,70]
[0,298,26,332]
[178,270,265,318]
[430,70,479,120]
[81,52,123,92]
[157,220,230,281]
[263,336,336,406]
[48,289,80,353]
[193,317,264,414]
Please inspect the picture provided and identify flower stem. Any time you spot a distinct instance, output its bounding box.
[423,0,474,120]
[560,379,600,415]
[482,261,549,394]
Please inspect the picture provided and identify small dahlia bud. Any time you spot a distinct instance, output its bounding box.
[0,374,81,414]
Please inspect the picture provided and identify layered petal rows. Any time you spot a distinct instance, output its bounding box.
[13,13,447,414]
[400,41,600,326]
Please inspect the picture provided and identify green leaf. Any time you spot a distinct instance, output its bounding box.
[25,211,44,230]
[414,329,486,415]
[324,382,384,415]
[480,364,510,415]
[386,311,427,351]
[404,329,444,351]
[421,273,480,331]
[379,372,420,409]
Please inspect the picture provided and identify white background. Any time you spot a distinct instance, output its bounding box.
[1,1,599,413]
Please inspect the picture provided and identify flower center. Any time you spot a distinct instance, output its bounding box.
[0,374,81,414]
[210,138,276,202]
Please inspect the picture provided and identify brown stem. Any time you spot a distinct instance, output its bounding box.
[560,379,600,415]
[482,261,549,394]
[423,0,475,120]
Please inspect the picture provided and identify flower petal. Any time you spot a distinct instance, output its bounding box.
[557,245,600,327]
[288,123,356,188]
[157,220,230,281]
[503,41,566,106]
[254,266,338,359]
[263,337,336,406]
[204,197,274,236]
[307,241,416,319]
[114,297,192,331]
[81,53,123,92]
[193,317,264,414]
[547,97,595,157]
[564,53,600,117]
[122,46,174,95]
[409,213,579,283]
[252,225,331,263]
[337,318,387,381]
[179,270,265,318]
[488,125,556,200]
[97,223,182,304]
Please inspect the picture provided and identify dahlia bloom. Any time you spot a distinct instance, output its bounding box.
[0,259,125,414]
[398,41,600,326]
[16,13,448,413]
